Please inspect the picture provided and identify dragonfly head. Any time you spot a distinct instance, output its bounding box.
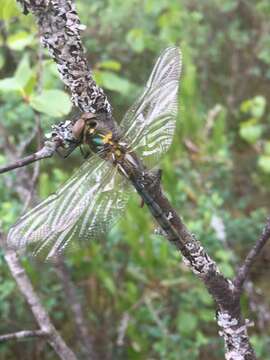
[73,112,116,154]
[72,112,97,141]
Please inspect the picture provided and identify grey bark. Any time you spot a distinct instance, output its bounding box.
[1,243,77,360]
[17,0,111,114]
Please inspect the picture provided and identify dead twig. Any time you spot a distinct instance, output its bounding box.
[54,256,98,360]
[0,141,59,174]
[0,330,48,342]
[0,233,78,360]
[234,217,270,290]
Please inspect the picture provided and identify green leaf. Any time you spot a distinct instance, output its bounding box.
[98,60,121,71]
[95,70,132,95]
[0,281,15,300]
[0,55,33,93]
[0,77,20,92]
[127,265,148,284]
[14,54,33,88]
[240,96,266,119]
[0,154,6,166]
[221,0,238,13]
[252,96,266,118]
[103,277,116,295]
[219,262,234,278]
[258,48,270,65]
[239,120,264,144]
[7,31,34,51]
[126,28,146,53]
[29,90,72,117]
[264,142,270,155]
[177,312,198,335]
[39,173,51,199]
[144,0,168,15]
[0,0,20,20]
[215,249,231,262]
[258,156,270,174]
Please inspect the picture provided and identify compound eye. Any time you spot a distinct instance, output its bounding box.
[87,119,97,134]
[88,120,97,129]
[72,118,85,140]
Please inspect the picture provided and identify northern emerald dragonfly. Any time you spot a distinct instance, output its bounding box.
[8,47,182,258]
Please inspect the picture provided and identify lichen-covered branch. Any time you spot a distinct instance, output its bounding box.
[17,0,111,114]
[0,142,57,174]
[217,311,255,360]
[0,119,76,174]
[130,169,256,359]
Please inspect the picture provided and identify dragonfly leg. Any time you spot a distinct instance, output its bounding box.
[79,145,91,159]
[118,163,129,178]
[55,141,79,159]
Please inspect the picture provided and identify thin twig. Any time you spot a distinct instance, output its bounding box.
[0,330,48,342]
[234,217,270,290]
[144,295,169,338]
[22,153,41,211]
[116,313,130,347]
[211,214,270,330]
[18,119,42,156]
[22,44,44,208]
[54,256,97,360]
[0,141,60,174]
[0,234,78,360]
[244,280,270,330]
[22,115,42,210]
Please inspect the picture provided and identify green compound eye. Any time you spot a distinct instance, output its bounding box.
[92,135,104,146]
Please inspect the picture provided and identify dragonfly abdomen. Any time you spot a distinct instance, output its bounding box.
[132,178,180,245]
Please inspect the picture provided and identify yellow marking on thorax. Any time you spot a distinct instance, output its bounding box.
[100,131,123,159]
[102,132,113,145]
[115,149,122,157]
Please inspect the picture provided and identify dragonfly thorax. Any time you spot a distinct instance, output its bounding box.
[88,129,127,164]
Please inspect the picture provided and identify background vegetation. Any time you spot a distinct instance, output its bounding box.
[0,0,270,359]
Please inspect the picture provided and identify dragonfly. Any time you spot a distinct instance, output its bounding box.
[7,47,182,259]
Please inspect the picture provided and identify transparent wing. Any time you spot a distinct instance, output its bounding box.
[7,156,129,258]
[120,47,182,167]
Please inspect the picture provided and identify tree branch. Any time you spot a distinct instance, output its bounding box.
[0,330,48,342]
[0,118,78,175]
[54,256,97,360]
[127,169,256,359]
[0,235,78,360]
[234,217,270,290]
[0,143,57,174]
[17,0,111,114]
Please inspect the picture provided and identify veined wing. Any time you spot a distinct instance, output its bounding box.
[120,47,182,167]
[7,156,129,258]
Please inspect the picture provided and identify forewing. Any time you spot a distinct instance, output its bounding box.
[120,47,182,166]
[7,156,129,258]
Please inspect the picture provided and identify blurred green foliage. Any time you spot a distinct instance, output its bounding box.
[0,0,270,359]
